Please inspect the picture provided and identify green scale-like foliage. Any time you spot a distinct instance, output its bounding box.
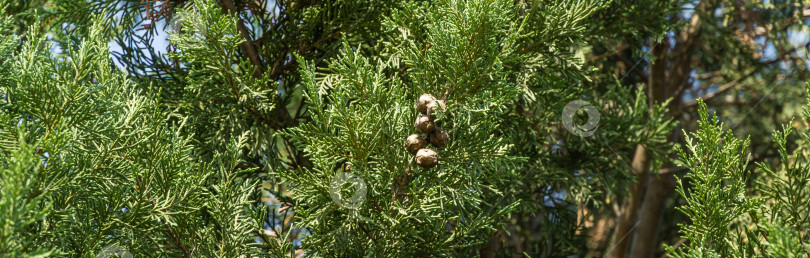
[669,100,757,257]
[166,0,277,161]
[5,0,790,256]
[279,0,529,255]
[670,93,810,257]
[0,13,271,256]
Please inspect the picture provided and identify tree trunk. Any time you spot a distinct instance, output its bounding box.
[608,145,650,258]
[629,172,675,257]
[626,7,700,255]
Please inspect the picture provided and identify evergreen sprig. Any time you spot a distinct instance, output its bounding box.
[0,14,271,256]
[669,100,756,257]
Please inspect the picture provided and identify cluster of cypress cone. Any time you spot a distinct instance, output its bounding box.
[405,93,449,169]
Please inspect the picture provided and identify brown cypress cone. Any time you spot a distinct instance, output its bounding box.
[426,99,446,119]
[405,134,427,154]
[414,114,435,133]
[415,148,439,168]
[416,93,436,114]
[428,129,449,148]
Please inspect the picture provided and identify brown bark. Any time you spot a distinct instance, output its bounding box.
[608,37,668,257]
[218,0,264,76]
[610,8,696,254]
[629,172,675,257]
[608,145,650,258]
[626,5,702,256]
[581,203,614,256]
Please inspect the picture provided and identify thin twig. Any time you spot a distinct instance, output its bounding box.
[391,157,415,209]
[442,83,453,102]
[219,0,265,76]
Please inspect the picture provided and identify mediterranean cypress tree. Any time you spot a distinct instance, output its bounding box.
[2,0,809,257]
